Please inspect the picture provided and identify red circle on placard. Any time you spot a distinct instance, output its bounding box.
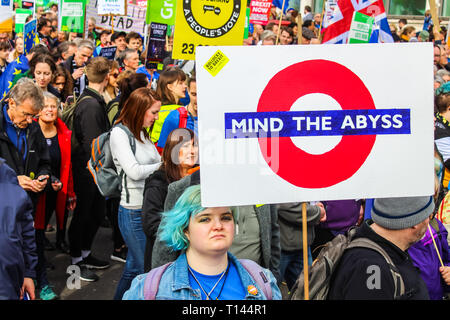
[257,60,376,188]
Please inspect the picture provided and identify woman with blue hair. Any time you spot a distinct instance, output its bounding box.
[123,184,281,300]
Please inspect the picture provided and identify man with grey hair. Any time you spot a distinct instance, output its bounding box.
[57,41,77,63]
[0,78,51,206]
[63,39,95,96]
[259,30,277,45]
[120,48,140,71]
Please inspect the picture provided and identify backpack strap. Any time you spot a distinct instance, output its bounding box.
[347,237,405,299]
[114,123,137,203]
[239,259,272,300]
[143,262,173,300]
[177,107,188,129]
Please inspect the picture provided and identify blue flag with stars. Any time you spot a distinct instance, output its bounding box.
[0,55,30,98]
[24,19,38,55]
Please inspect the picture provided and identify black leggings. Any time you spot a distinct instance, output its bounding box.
[35,191,58,288]
[68,167,106,258]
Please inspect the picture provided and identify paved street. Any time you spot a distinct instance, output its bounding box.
[44,212,125,300]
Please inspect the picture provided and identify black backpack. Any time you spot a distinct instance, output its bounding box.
[289,228,405,300]
[61,93,94,151]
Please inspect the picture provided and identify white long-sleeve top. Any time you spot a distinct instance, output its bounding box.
[110,126,161,209]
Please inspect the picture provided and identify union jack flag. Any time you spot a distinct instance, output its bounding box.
[322,0,393,44]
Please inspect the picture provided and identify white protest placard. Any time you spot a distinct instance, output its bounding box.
[86,0,146,34]
[196,43,435,207]
[98,0,126,16]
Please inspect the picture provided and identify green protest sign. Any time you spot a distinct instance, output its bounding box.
[60,0,86,33]
[15,8,33,34]
[146,0,176,26]
[348,12,374,44]
[244,7,250,39]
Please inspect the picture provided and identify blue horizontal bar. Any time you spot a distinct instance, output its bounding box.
[224,109,411,139]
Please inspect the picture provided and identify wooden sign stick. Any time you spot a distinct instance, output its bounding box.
[275,0,286,45]
[428,224,444,268]
[429,0,441,32]
[302,202,310,300]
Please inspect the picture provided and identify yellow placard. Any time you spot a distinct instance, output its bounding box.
[172,0,246,60]
[204,50,229,76]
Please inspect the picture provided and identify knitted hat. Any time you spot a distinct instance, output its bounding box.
[371,196,434,230]
[418,30,429,41]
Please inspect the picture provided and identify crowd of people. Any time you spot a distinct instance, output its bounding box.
[0,4,449,301]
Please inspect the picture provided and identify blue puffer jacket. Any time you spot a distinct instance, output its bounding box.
[0,158,37,300]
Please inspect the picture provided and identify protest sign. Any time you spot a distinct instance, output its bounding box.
[145,22,167,69]
[60,0,85,33]
[196,43,435,207]
[244,7,250,39]
[15,8,33,34]
[348,11,374,44]
[172,0,246,60]
[249,0,272,26]
[21,0,33,10]
[99,46,117,59]
[86,0,146,34]
[98,0,126,15]
[146,0,176,26]
[0,0,13,33]
[24,18,37,54]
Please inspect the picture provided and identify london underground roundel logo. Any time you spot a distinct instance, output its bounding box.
[257,60,376,188]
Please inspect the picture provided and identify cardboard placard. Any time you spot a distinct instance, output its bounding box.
[195,43,435,207]
[348,11,374,44]
[172,0,246,60]
[97,0,126,16]
[99,46,117,59]
[249,0,272,26]
[145,22,167,69]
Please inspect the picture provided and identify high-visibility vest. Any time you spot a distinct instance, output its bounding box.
[151,104,180,144]
[444,167,450,189]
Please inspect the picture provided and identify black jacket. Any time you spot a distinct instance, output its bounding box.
[328,220,430,300]
[71,87,110,171]
[0,104,51,205]
[142,169,169,272]
[62,55,89,97]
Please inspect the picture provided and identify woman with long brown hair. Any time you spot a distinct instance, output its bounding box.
[151,66,187,150]
[142,128,198,272]
[110,87,162,300]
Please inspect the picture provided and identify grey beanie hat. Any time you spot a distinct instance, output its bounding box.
[371,196,434,230]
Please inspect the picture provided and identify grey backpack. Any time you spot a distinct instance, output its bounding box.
[87,123,136,201]
[290,228,405,300]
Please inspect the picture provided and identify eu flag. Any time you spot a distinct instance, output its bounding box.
[24,19,37,55]
[0,55,30,98]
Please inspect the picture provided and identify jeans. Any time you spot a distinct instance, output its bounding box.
[279,247,313,291]
[114,206,147,300]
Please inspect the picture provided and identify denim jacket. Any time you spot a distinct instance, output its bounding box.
[123,252,281,300]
